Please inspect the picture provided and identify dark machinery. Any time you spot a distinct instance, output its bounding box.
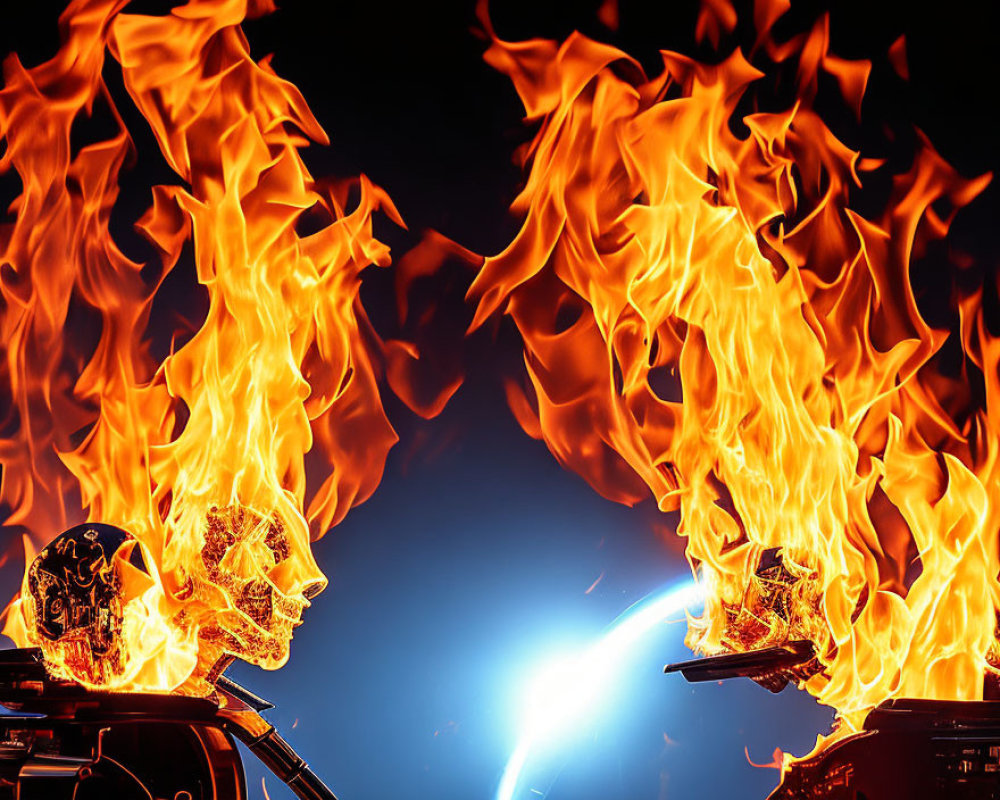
[0,646,337,800]
[1,521,337,800]
[769,698,1000,800]
[665,646,1000,799]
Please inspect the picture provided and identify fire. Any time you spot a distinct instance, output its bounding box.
[1,0,399,693]
[470,0,998,733]
[745,745,785,771]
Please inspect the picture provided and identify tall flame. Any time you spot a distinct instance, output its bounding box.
[470,1,998,732]
[1,0,399,692]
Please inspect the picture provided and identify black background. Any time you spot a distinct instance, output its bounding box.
[4,0,999,354]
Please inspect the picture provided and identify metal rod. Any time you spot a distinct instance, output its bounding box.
[664,640,815,683]
[214,681,338,800]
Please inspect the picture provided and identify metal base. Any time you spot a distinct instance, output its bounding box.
[769,699,1000,800]
[0,649,246,799]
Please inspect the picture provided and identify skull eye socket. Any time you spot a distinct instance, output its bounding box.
[202,507,237,573]
[264,519,290,565]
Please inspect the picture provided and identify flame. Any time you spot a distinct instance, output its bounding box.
[471,0,998,733]
[1,0,399,692]
[744,745,785,771]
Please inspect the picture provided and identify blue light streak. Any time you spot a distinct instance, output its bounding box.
[496,579,704,800]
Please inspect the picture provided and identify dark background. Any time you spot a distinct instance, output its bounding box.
[2,0,998,798]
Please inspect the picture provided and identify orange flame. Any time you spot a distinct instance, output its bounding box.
[745,745,785,771]
[1,0,399,693]
[471,0,998,733]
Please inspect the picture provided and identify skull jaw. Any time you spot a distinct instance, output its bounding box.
[193,506,310,679]
[35,625,127,686]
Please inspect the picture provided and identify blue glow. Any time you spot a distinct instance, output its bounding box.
[496,579,704,800]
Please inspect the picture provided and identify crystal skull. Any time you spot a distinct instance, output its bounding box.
[26,522,135,685]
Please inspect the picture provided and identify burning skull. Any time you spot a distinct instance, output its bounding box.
[26,523,135,686]
[22,509,324,691]
[189,505,325,680]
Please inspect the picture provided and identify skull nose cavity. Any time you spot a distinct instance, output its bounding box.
[302,580,325,600]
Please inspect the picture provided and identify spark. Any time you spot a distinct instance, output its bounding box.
[584,571,606,595]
